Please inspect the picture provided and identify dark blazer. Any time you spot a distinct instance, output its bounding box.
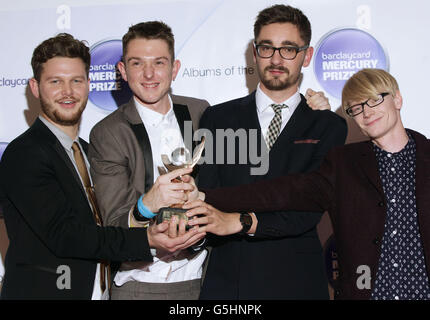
[198,91,347,299]
[0,119,153,300]
[205,129,430,300]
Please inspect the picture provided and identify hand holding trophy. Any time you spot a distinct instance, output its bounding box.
[156,137,205,228]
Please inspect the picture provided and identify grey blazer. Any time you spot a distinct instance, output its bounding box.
[88,95,209,229]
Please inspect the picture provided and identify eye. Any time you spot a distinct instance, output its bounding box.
[260,45,272,52]
[284,47,297,53]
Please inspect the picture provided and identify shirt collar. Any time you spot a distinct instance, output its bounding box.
[373,131,416,164]
[134,95,175,127]
[255,83,301,114]
[39,115,77,151]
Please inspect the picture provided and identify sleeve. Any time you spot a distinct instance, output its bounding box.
[204,149,337,217]
[251,112,347,238]
[0,142,153,262]
[89,123,140,228]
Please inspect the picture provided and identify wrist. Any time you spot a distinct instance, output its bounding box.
[237,212,253,235]
[134,195,156,221]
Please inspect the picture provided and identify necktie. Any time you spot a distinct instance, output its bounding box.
[265,104,288,150]
[71,142,111,293]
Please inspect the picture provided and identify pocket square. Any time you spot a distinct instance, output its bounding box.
[293,139,320,144]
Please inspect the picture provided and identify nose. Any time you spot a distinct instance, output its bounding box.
[362,104,374,118]
[62,82,73,96]
[270,48,283,65]
[143,63,154,79]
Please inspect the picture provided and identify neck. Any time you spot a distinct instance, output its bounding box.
[372,127,409,153]
[135,95,171,115]
[260,83,298,104]
[41,114,79,140]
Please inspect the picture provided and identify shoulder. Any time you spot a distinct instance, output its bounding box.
[202,93,254,118]
[90,103,130,137]
[172,94,209,110]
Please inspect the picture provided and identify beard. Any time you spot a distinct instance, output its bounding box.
[40,95,87,126]
[259,65,301,91]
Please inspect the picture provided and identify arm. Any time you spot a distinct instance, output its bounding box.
[0,142,153,262]
[89,123,194,228]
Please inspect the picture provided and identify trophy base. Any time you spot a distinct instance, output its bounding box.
[157,207,190,230]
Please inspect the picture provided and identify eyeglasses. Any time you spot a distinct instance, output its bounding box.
[254,42,309,60]
[345,92,390,117]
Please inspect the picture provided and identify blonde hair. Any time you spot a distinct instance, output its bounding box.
[342,69,399,112]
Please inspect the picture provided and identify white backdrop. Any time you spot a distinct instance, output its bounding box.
[1,0,429,295]
[0,0,429,145]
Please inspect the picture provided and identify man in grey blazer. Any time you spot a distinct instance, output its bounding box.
[88,21,209,299]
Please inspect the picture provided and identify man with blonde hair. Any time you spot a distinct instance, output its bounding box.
[187,68,430,300]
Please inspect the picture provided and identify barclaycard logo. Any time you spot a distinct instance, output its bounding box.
[88,39,132,112]
[314,28,389,99]
[0,142,8,161]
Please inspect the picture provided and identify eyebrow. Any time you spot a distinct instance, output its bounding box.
[257,40,301,47]
[127,56,170,63]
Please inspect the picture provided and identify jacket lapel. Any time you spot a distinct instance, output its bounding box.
[354,140,385,199]
[272,95,314,150]
[33,119,87,198]
[122,99,154,191]
[173,103,195,152]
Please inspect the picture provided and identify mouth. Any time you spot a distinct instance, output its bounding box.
[142,82,159,89]
[364,117,382,126]
[57,98,78,109]
[265,66,288,77]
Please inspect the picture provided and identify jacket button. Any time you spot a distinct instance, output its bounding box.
[378,201,384,207]
[334,290,341,296]
[373,238,380,245]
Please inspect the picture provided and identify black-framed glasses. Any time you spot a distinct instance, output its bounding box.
[345,92,390,117]
[254,42,309,60]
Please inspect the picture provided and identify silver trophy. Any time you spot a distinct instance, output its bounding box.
[156,137,205,226]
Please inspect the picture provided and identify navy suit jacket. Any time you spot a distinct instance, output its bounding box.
[198,91,347,299]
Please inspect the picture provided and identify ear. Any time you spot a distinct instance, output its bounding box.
[117,61,127,82]
[253,45,257,64]
[302,46,314,68]
[172,59,181,81]
[393,90,403,111]
[29,78,40,99]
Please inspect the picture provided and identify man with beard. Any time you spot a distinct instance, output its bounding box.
[0,33,204,299]
[197,5,347,299]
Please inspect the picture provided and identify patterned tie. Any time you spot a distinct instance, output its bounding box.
[265,104,288,150]
[71,142,111,294]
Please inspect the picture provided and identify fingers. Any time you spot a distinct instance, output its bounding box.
[183,199,205,210]
[305,88,316,99]
[305,89,331,111]
[160,167,193,183]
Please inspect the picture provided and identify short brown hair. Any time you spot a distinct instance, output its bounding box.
[342,69,399,111]
[254,4,312,45]
[31,33,90,81]
[122,21,175,62]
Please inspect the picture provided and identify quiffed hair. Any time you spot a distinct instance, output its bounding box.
[122,21,175,61]
[31,33,90,81]
[254,4,312,45]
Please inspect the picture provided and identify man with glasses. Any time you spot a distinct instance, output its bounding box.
[191,68,430,300]
[196,4,347,299]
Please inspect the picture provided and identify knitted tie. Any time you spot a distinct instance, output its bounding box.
[265,104,288,150]
[71,142,111,293]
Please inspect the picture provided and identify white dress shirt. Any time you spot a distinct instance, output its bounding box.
[113,96,207,286]
[255,83,301,143]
